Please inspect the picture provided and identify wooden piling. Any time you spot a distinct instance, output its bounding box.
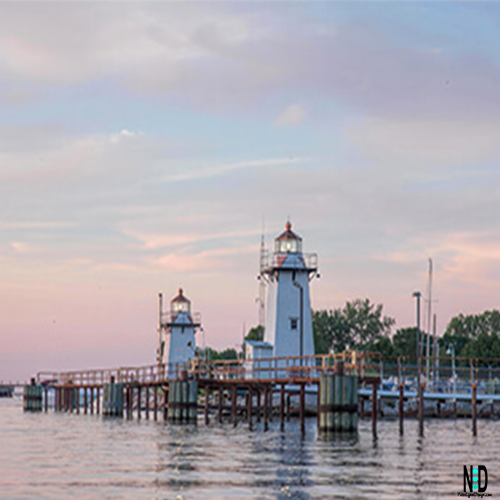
[76,387,80,414]
[44,386,48,413]
[472,383,477,437]
[286,393,291,421]
[145,386,150,420]
[84,387,88,414]
[280,383,285,431]
[231,386,237,427]
[299,383,305,433]
[263,385,269,431]
[268,386,273,422]
[371,383,377,436]
[204,386,210,425]
[153,385,158,421]
[137,386,141,420]
[163,385,168,421]
[418,382,424,437]
[247,387,253,430]
[398,384,404,435]
[125,386,133,420]
[218,386,223,424]
[90,387,94,415]
[256,390,261,422]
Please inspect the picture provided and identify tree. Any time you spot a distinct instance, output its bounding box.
[245,325,264,341]
[198,347,239,361]
[313,298,395,354]
[391,327,419,358]
[441,310,500,366]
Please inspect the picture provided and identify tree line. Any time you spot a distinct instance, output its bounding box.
[312,299,500,364]
[201,299,500,364]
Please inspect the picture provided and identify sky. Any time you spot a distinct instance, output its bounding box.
[1,2,500,381]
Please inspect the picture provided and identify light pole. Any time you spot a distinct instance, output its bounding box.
[413,290,423,436]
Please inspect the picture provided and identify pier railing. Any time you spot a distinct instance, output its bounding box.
[36,351,376,386]
[36,352,500,397]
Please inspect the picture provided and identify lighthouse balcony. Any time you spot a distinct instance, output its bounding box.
[260,251,318,273]
[162,310,201,327]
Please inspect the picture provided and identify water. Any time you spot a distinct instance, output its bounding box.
[1,397,499,499]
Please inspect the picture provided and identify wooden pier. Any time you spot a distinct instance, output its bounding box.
[29,352,500,436]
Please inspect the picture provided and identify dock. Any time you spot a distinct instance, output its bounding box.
[25,352,500,437]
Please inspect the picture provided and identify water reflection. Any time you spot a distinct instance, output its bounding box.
[2,398,500,500]
[273,429,311,500]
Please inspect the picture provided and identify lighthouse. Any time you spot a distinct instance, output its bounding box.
[261,222,318,359]
[160,289,200,378]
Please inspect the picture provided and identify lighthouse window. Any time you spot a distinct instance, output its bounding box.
[277,239,300,253]
[290,318,298,330]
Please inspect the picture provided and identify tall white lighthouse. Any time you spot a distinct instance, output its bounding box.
[160,289,200,378]
[262,222,318,359]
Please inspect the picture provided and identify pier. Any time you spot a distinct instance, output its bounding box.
[28,352,500,437]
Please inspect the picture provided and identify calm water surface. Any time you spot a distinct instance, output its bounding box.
[1,397,499,499]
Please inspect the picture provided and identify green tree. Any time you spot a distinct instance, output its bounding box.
[313,298,395,354]
[245,325,264,341]
[391,327,419,358]
[442,310,500,366]
[198,347,239,361]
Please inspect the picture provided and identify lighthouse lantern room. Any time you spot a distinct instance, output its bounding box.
[262,222,318,360]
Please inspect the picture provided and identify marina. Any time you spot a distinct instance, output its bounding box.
[22,222,500,440]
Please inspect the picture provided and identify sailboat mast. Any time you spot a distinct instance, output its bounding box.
[426,258,433,378]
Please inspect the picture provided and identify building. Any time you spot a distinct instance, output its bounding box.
[261,222,318,360]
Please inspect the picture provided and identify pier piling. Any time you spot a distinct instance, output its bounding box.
[398,384,404,435]
[204,386,210,425]
[318,373,358,432]
[418,382,425,437]
[231,386,237,427]
[153,385,158,421]
[247,387,253,429]
[103,382,124,417]
[299,383,305,433]
[280,384,285,431]
[371,383,377,436]
[472,383,477,436]
[263,385,269,431]
[23,380,43,412]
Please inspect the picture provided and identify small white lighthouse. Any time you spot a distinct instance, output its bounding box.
[161,289,200,378]
[262,222,318,359]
